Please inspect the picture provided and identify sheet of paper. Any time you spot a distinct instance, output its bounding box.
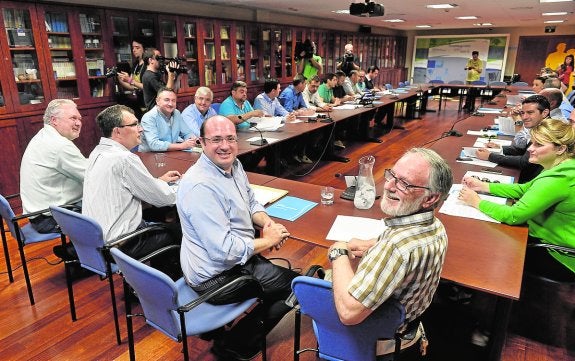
[245,136,280,144]
[473,137,512,148]
[439,184,507,223]
[456,158,498,168]
[476,107,504,114]
[287,119,304,124]
[334,104,361,110]
[326,215,387,242]
[249,116,284,131]
[296,113,318,118]
[462,147,501,158]
[464,171,514,184]
[344,176,357,188]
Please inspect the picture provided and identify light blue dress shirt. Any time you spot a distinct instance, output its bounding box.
[139,107,194,152]
[253,92,289,116]
[181,104,217,137]
[278,85,307,112]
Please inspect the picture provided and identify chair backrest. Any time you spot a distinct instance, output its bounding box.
[110,247,184,340]
[403,80,410,86]
[490,81,507,86]
[50,206,109,276]
[448,80,464,85]
[385,83,393,90]
[211,102,221,114]
[0,195,18,239]
[398,81,405,88]
[429,79,444,84]
[292,276,405,361]
[512,81,529,86]
[471,80,487,85]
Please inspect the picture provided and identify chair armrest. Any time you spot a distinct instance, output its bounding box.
[106,224,169,248]
[285,265,325,308]
[5,193,20,200]
[138,245,181,263]
[528,243,575,255]
[178,274,263,313]
[13,207,53,221]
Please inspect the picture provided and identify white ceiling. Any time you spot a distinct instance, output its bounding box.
[185,0,574,31]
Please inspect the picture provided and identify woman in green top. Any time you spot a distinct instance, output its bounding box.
[459,118,575,281]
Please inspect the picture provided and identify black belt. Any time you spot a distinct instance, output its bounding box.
[191,266,243,293]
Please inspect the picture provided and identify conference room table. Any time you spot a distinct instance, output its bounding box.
[138,86,528,361]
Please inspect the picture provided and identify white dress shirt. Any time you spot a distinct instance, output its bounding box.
[83,137,176,243]
[20,124,87,214]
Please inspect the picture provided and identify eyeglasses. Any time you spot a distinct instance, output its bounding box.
[117,121,140,128]
[203,135,238,144]
[384,169,431,192]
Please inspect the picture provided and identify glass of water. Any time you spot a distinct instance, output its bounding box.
[320,186,335,205]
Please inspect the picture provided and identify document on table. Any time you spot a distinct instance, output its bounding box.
[248,116,285,131]
[457,150,498,168]
[251,184,288,206]
[326,215,387,242]
[473,137,512,148]
[266,196,317,222]
[439,184,507,223]
[476,107,504,114]
[467,130,498,137]
[334,104,361,110]
[463,170,514,184]
[245,136,280,144]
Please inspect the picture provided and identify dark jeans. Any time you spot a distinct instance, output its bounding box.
[30,214,59,234]
[194,255,299,348]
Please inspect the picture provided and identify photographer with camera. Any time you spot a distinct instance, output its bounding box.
[296,39,322,80]
[114,38,146,118]
[336,43,360,77]
[142,48,181,111]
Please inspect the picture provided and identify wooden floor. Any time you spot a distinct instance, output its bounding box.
[1,99,573,360]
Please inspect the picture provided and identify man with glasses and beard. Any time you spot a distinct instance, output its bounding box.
[327,148,452,358]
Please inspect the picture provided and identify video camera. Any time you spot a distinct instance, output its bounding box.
[157,56,188,75]
[294,40,314,61]
[105,61,131,78]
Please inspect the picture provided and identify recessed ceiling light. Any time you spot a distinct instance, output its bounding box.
[384,19,405,22]
[540,0,573,3]
[416,25,432,28]
[544,20,565,23]
[456,16,478,20]
[542,12,569,15]
[333,9,350,14]
[426,4,458,9]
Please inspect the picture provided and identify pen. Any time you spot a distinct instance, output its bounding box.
[480,168,502,174]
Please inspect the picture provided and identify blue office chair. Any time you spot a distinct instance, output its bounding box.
[292,276,406,361]
[50,205,168,345]
[511,81,529,87]
[403,80,410,86]
[110,247,266,361]
[398,81,405,88]
[471,80,487,85]
[0,194,62,305]
[429,79,444,85]
[211,102,221,114]
[490,81,507,86]
[448,80,464,85]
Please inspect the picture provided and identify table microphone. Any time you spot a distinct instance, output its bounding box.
[445,112,474,137]
[249,122,268,146]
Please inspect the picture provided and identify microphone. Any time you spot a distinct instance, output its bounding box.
[445,112,474,137]
[249,122,268,146]
[319,109,333,123]
[335,172,357,201]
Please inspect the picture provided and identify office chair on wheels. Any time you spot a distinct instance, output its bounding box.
[110,247,267,361]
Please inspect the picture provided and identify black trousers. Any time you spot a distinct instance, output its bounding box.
[194,255,299,348]
[525,238,575,282]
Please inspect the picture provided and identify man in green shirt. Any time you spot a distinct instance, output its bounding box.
[317,73,341,106]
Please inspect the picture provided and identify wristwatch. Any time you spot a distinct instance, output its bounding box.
[328,248,349,262]
[238,115,243,120]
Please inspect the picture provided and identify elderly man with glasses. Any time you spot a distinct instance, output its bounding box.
[327,148,452,358]
[177,115,299,360]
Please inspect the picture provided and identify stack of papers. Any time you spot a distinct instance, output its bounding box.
[251,184,288,206]
[249,117,284,131]
[476,107,504,114]
[439,184,507,223]
[473,137,512,148]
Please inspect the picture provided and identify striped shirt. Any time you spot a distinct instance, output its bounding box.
[83,137,177,243]
[349,211,447,327]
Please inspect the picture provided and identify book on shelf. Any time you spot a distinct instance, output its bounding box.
[220,27,229,40]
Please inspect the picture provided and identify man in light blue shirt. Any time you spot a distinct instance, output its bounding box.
[139,87,197,152]
[218,80,263,130]
[181,86,217,137]
[177,115,298,360]
[254,78,295,121]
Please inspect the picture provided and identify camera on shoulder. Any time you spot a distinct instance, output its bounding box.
[156,56,188,75]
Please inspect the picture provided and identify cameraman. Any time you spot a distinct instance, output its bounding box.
[336,43,360,77]
[142,48,180,111]
[116,38,146,118]
[296,40,323,80]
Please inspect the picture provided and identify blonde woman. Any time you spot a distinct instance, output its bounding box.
[459,118,575,281]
